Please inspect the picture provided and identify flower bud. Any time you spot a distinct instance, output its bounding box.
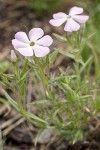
[11,50,17,62]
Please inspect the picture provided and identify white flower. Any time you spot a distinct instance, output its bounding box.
[12,28,53,57]
[49,6,89,32]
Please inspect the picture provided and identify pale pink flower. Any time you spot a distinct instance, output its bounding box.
[12,28,53,57]
[49,6,89,32]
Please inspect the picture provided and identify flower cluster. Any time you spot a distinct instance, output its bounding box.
[12,6,89,57]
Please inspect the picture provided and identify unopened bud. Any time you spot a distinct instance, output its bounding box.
[11,50,17,62]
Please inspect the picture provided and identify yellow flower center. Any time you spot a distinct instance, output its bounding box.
[30,42,35,46]
[67,15,71,19]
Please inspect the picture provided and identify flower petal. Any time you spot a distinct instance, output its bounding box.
[64,18,80,32]
[15,32,29,43]
[29,28,44,42]
[53,12,67,19]
[36,35,53,47]
[12,39,29,50]
[69,7,83,15]
[17,46,33,56]
[33,45,50,57]
[72,15,89,23]
[49,18,67,27]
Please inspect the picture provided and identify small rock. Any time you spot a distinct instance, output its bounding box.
[37,129,53,144]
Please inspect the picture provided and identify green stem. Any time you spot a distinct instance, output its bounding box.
[66,33,73,48]
[34,57,53,100]
[75,58,80,87]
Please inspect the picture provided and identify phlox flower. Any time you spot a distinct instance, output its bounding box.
[12,28,53,57]
[49,6,89,32]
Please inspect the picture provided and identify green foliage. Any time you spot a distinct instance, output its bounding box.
[0,61,10,75]
[30,0,64,17]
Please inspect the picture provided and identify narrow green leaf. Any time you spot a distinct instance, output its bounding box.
[29,100,49,105]
[17,70,30,86]
[58,49,75,59]
[49,50,58,64]
[3,90,19,111]
[27,112,47,124]
[20,58,28,78]
[80,56,93,73]
[2,74,14,79]
[0,98,8,105]
[53,33,67,42]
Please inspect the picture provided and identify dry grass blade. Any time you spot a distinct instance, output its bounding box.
[2,117,25,136]
[0,104,11,116]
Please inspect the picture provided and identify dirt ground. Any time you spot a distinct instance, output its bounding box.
[0,0,100,149]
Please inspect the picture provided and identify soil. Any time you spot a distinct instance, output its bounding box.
[0,0,100,150]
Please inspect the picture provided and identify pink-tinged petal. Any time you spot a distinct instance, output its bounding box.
[36,35,53,47]
[49,18,67,27]
[72,15,89,23]
[12,39,29,50]
[53,12,67,19]
[15,32,29,43]
[18,46,33,56]
[64,18,80,32]
[29,28,44,42]
[69,7,83,15]
[33,45,50,57]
